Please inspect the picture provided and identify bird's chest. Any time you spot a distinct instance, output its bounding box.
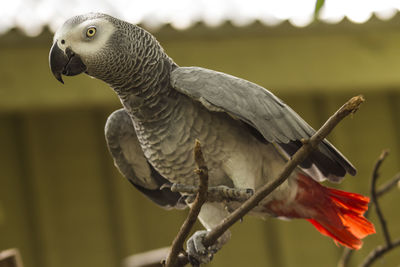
[131,98,233,186]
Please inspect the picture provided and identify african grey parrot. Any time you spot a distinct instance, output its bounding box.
[49,13,375,264]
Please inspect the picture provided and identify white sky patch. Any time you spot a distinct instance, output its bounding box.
[0,0,400,35]
[320,0,399,24]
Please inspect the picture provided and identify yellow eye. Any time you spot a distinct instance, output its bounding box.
[86,27,96,37]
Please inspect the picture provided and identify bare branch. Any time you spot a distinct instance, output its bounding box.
[358,152,400,267]
[338,149,390,267]
[339,151,400,267]
[370,149,392,247]
[361,238,400,267]
[124,247,170,267]
[164,140,209,267]
[0,248,24,267]
[337,248,352,267]
[376,172,400,198]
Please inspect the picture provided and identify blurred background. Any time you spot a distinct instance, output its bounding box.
[1,0,400,266]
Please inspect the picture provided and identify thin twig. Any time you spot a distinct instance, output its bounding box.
[360,238,400,267]
[124,247,170,267]
[0,248,24,267]
[363,172,400,220]
[357,152,400,267]
[370,150,392,247]
[164,140,209,267]
[177,95,365,266]
[338,149,390,267]
[376,172,400,198]
[337,249,352,267]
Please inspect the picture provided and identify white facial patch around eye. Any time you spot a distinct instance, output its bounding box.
[72,19,115,56]
[54,18,115,57]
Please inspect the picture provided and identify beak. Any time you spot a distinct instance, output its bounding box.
[49,42,87,84]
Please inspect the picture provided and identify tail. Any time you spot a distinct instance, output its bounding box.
[267,174,375,249]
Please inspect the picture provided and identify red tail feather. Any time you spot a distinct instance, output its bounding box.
[267,174,375,249]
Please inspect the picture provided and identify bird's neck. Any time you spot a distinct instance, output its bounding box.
[104,25,179,122]
[114,54,179,123]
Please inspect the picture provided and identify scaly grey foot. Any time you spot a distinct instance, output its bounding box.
[186,230,231,266]
[208,186,254,202]
[162,183,254,203]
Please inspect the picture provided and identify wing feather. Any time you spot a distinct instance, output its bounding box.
[171,67,356,182]
[105,108,185,209]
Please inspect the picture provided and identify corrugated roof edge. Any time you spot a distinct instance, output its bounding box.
[1,12,400,44]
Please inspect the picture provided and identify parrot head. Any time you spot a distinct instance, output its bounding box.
[49,13,144,85]
[49,13,114,83]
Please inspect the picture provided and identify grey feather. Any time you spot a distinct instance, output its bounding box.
[105,108,186,209]
[170,67,356,182]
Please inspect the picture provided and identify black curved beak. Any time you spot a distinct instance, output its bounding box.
[49,42,87,84]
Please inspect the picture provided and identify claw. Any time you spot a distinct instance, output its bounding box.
[186,230,231,265]
[184,194,197,204]
[186,230,213,265]
[246,188,254,195]
[160,183,172,190]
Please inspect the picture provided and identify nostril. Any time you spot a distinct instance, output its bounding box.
[65,47,75,57]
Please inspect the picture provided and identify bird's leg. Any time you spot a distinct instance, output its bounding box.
[163,183,254,203]
[208,185,253,202]
[171,183,198,194]
[186,229,231,266]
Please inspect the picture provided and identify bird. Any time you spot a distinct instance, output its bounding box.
[49,13,375,264]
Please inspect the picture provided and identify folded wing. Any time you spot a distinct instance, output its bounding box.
[171,67,356,182]
[105,109,185,209]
